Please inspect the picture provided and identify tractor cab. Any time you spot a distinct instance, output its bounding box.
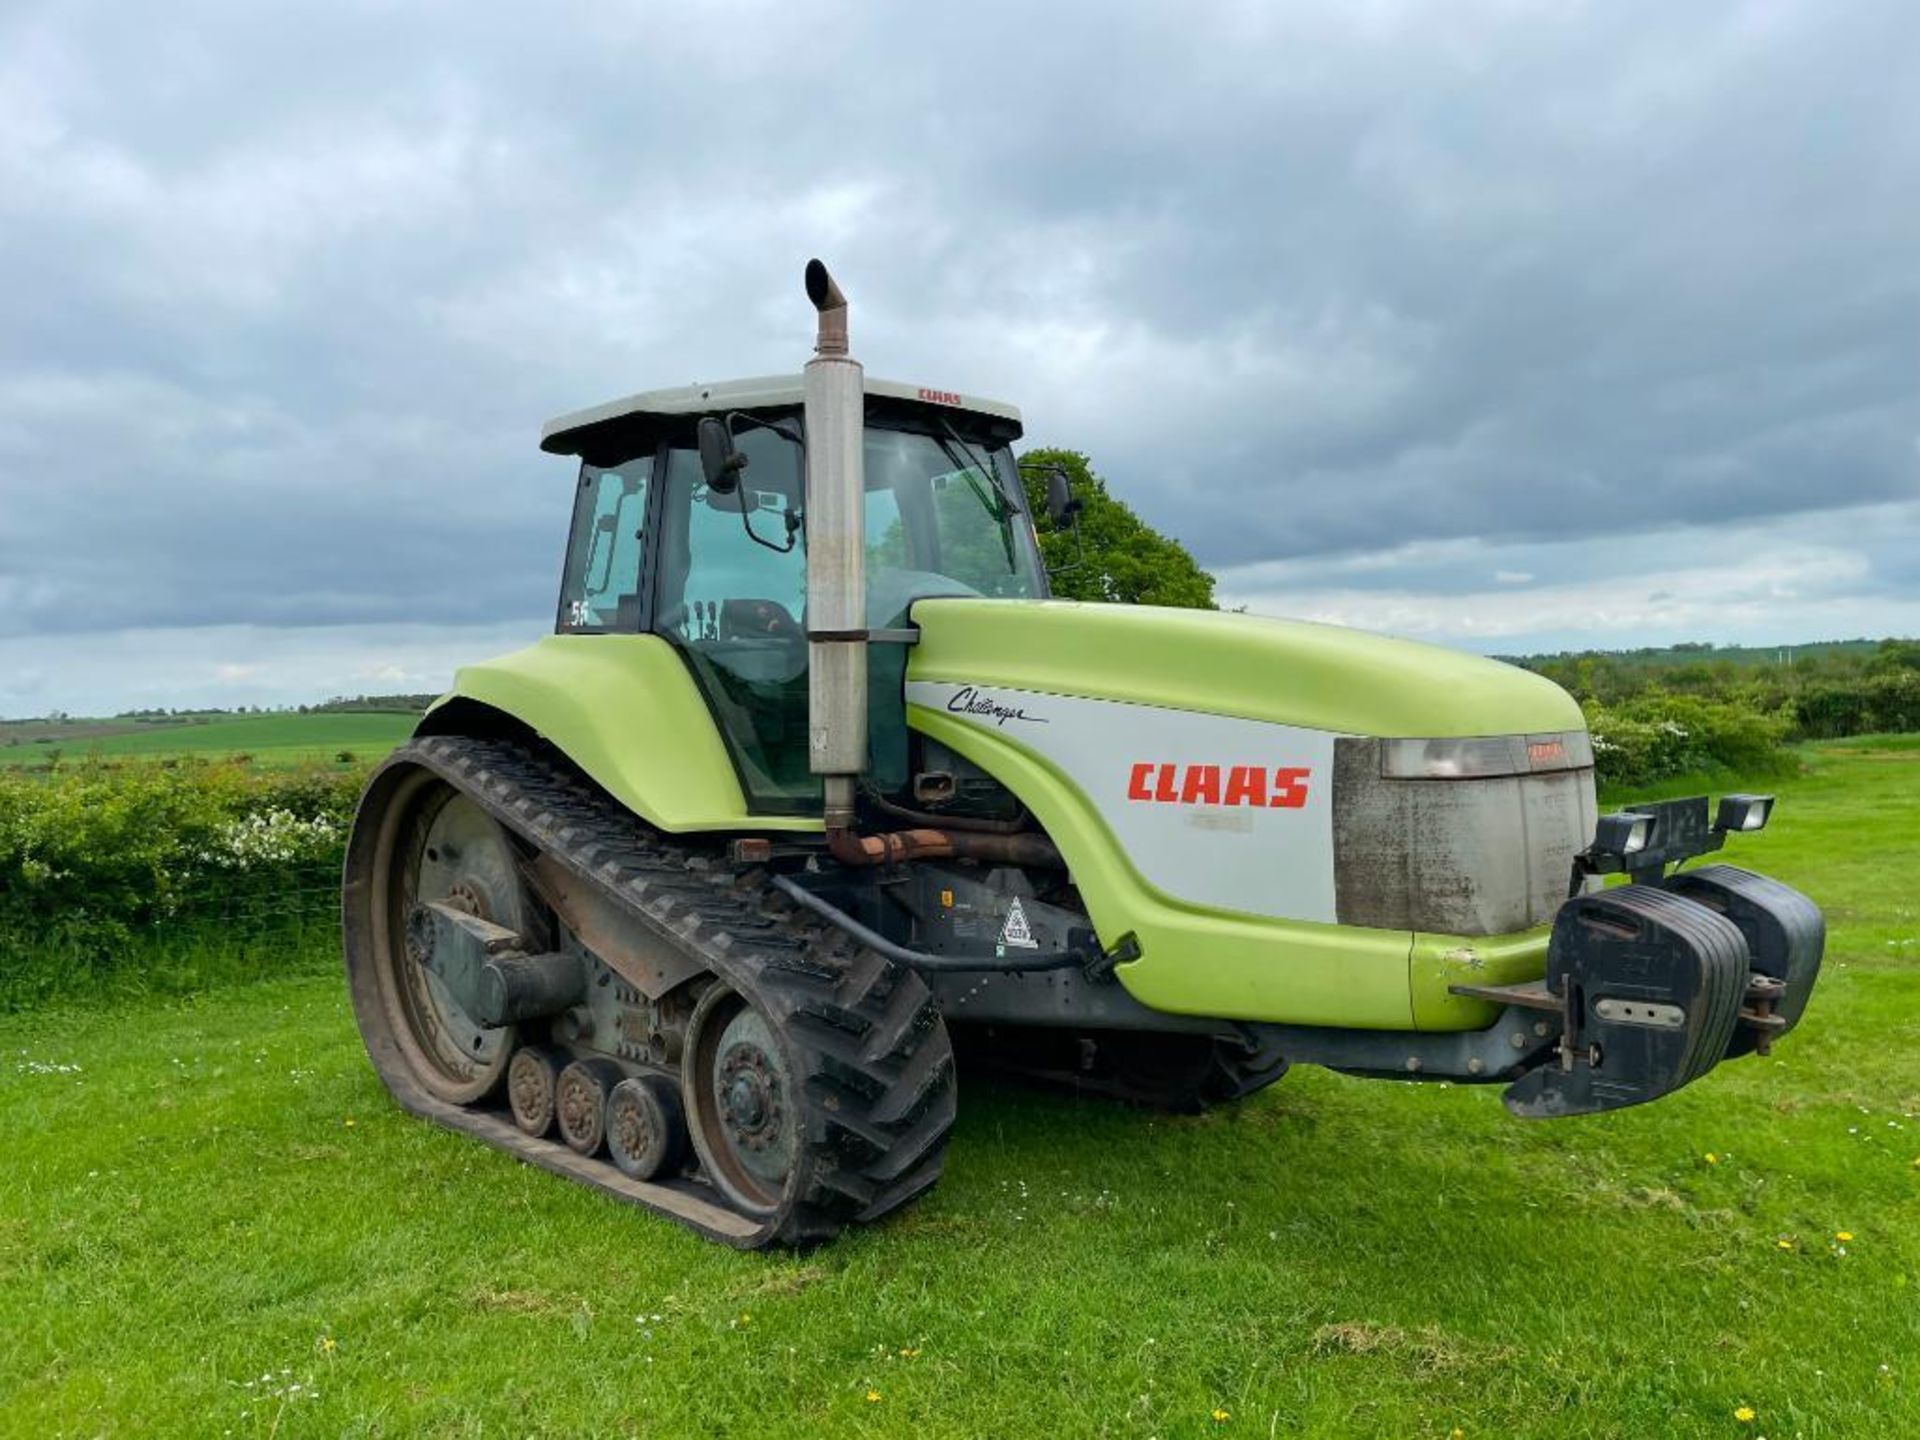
[540,376,1045,811]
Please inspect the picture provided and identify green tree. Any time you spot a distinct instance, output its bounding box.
[1017,448,1217,609]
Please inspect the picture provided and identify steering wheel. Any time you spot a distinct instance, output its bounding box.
[720,598,804,641]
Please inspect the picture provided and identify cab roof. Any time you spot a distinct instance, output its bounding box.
[540,373,1024,460]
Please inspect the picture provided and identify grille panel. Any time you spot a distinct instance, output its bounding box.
[1333,736,1598,935]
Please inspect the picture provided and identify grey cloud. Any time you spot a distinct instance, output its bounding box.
[1,0,1917,658]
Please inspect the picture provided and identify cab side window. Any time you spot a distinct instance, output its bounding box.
[558,460,651,632]
[655,436,816,809]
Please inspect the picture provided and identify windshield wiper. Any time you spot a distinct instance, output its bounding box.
[930,421,1021,571]
[932,420,1013,519]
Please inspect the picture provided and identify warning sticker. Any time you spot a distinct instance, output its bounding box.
[998,896,1038,950]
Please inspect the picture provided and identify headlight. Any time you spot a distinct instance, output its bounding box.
[1380,730,1594,779]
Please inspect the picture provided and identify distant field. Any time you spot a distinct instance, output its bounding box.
[0,711,418,768]
[1507,638,1894,669]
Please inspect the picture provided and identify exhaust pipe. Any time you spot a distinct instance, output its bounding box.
[802,259,866,828]
[806,259,849,357]
[799,259,1063,877]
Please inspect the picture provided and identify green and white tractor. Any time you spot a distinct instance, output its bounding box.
[343,262,1824,1247]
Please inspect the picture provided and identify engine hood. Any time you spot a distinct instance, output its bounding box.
[905,598,1581,739]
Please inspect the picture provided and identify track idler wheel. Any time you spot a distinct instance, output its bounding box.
[508,1046,564,1137]
[345,778,530,1106]
[1504,886,1749,1118]
[607,1076,688,1182]
[556,1058,623,1156]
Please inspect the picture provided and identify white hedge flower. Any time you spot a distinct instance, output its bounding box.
[208,809,340,870]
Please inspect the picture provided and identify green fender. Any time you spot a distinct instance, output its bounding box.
[422,635,820,835]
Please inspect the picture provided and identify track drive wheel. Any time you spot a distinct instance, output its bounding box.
[677,943,956,1244]
[346,773,532,1105]
[685,983,807,1215]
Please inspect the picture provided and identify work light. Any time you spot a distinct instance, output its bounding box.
[1593,810,1655,858]
[1715,794,1774,833]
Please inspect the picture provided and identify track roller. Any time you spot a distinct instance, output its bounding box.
[607,1076,688,1181]
[508,1046,564,1137]
[556,1058,623,1156]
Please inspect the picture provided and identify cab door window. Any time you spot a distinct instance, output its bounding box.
[558,459,652,632]
[656,434,815,810]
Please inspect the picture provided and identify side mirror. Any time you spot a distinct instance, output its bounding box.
[1043,464,1081,527]
[697,416,748,494]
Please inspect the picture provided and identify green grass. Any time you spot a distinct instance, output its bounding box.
[0,712,418,769]
[2,748,1917,1437]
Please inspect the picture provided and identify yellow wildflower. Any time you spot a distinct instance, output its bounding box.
[865,1389,882,1404]
[344,1118,356,1128]
[1704,1153,1719,1165]
[1735,1404,1756,1423]
[1775,1238,1795,1251]
[1451,1430,1466,1439]
[319,1336,336,1354]
[1836,1231,1854,1242]
[1211,1408,1230,1423]
[898,1347,921,1358]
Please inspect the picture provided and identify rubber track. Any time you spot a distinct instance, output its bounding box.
[350,736,958,1248]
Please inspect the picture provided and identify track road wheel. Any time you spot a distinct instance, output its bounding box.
[508,1046,564,1137]
[348,774,530,1105]
[556,1059,622,1156]
[607,1076,688,1181]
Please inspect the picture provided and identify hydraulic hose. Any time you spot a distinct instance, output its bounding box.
[859,784,1033,836]
[769,874,1086,973]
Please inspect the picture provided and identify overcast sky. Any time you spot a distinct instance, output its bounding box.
[2,0,1917,716]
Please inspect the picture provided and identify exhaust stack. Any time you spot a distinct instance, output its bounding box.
[802,259,866,828]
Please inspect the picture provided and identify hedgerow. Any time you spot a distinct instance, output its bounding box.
[1529,637,1920,788]
[1584,694,1796,791]
[0,760,362,1007]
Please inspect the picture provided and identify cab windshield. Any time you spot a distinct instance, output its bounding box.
[638,410,1045,813]
[862,424,1045,624]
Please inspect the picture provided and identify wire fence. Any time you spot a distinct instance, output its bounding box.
[164,862,344,942]
[0,861,345,1009]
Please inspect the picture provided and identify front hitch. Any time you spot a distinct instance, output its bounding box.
[1452,795,1824,1118]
